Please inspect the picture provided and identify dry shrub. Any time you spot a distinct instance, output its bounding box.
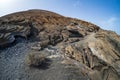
[25,51,46,67]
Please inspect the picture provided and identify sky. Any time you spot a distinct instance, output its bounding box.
[0,0,120,34]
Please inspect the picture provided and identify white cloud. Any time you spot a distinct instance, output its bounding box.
[98,17,117,31]
[102,17,117,26]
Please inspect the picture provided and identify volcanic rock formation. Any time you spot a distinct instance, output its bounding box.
[0,10,120,80]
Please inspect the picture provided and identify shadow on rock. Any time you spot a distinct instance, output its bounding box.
[29,58,52,70]
[0,37,27,50]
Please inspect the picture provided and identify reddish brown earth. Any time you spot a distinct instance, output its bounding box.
[0,9,120,80]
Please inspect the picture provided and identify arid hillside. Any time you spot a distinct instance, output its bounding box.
[0,10,120,80]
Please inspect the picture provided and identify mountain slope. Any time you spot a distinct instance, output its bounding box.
[0,10,120,80]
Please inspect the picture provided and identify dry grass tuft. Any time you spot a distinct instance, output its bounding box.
[25,51,46,67]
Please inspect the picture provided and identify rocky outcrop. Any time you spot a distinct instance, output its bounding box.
[0,10,99,47]
[0,10,120,80]
[61,30,120,80]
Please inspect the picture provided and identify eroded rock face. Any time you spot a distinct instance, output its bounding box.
[61,31,120,80]
[0,10,99,47]
[0,10,120,80]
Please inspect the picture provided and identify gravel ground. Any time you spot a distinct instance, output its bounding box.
[0,38,30,80]
[0,38,89,80]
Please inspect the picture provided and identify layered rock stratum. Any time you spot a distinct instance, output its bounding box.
[0,10,120,80]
